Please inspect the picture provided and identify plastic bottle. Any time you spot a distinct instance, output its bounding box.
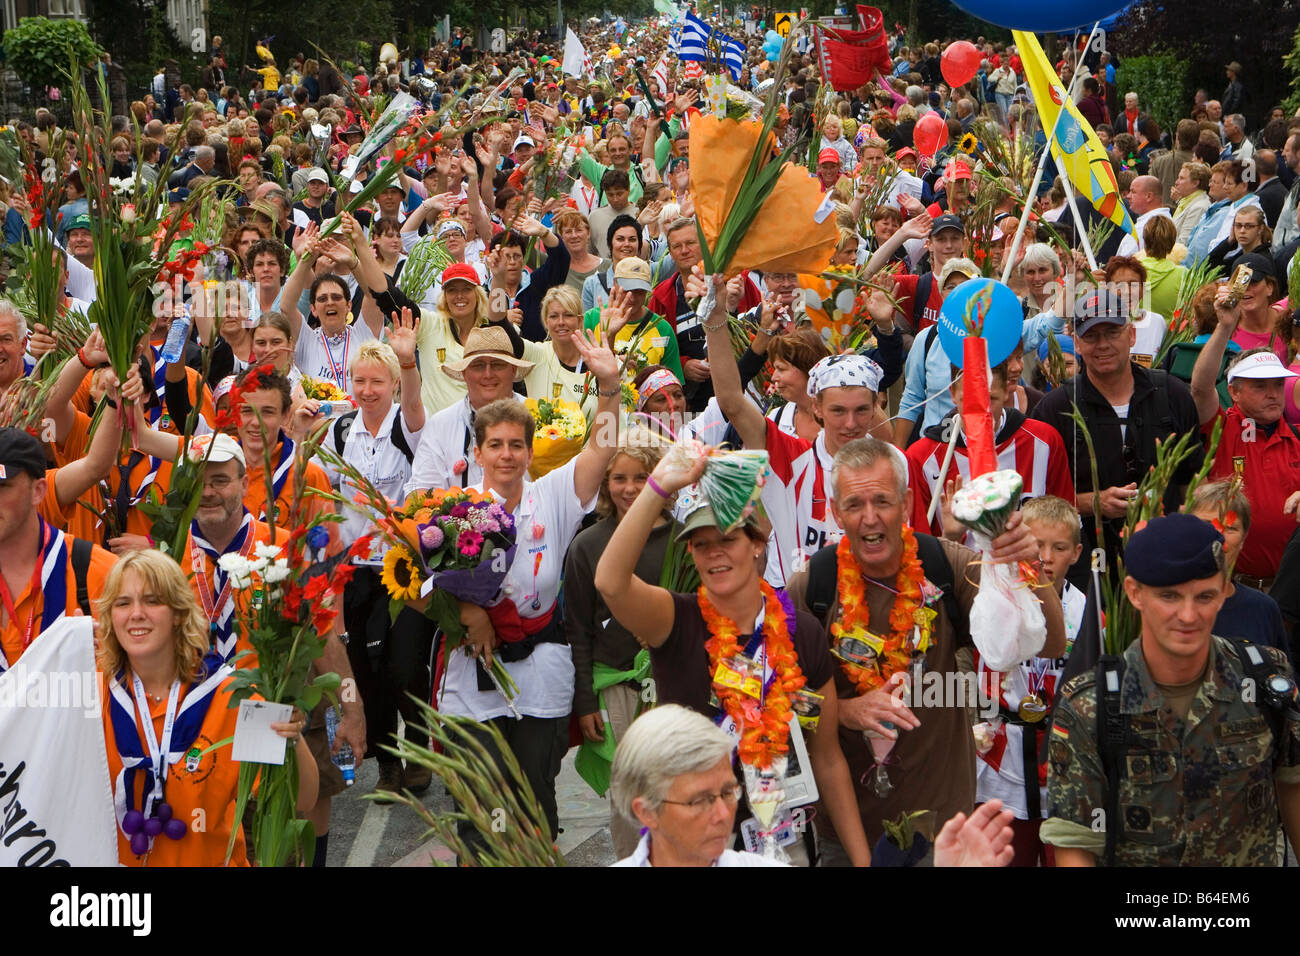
[318,401,334,418]
[159,312,193,364]
[324,705,355,786]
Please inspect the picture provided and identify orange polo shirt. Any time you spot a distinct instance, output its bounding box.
[69,453,174,544]
[0,528,116,667]
[180,518,290,667]
[102,673,252,867]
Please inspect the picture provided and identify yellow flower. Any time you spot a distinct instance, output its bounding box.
[381,546,424,601]
[957,132,979,156]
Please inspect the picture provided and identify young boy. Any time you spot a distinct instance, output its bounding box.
[973,495,1086,867]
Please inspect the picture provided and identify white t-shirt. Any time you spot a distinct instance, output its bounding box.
[293,320,380,394]
[438,457,596,721]
[975,580,1086,819]
[1111,401,1130,441]
[612,832,787,867]
[1129,311,1167,368]
[322,403,423,552]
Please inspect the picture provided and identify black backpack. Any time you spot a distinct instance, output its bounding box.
[332,409,414,464]
[1093,636,1287,866]
[70,537,93,617]
[804,531,968,647]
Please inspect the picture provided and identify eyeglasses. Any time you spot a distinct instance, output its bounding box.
[660,784,743,815]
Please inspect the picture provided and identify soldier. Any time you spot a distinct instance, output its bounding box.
[1043,513,1300,865]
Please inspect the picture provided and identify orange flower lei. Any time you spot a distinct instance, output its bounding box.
[831,526,927,695]
[699,581,806,769]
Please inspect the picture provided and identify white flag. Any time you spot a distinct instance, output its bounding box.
[563,27,591,79]
[0,616,118,866]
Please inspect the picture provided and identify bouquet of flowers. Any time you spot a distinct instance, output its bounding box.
[398,236,454,307]
[221,429,351,867]
[663,437,769,533]
[526,398,586,479]
[949,470,1045,671]
[318,448,522,702]
[300,375,358,417]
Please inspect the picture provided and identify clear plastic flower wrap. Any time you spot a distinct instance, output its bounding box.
[663,437,769,533]
[950,469,1046,672]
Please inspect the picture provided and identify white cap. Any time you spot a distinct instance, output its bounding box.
[513,134,535,151]
[1227,350,1300,382]
[306,167,330,184]
[188,433,246,468]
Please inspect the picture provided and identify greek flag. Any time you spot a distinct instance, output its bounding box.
[677,11,745,80]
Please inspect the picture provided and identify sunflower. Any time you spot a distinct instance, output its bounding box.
[957,132,979,156]
[381,546,424,601]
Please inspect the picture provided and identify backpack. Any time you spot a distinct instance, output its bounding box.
[70,537,93,618]
[805,531,968,647]
[1162,342,1232,409]
[1094,636,1287,866]
[332,409,414,464]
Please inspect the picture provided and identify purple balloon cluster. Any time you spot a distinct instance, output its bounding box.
[122,801,187,856]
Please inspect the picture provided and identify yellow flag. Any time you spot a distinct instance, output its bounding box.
[1011,30,1134,236]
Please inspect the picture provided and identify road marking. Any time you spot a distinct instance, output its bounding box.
[344,800,391,868]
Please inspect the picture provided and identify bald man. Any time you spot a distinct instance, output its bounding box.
[1116,175,1172,257]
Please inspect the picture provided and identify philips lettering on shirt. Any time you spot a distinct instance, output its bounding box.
[49,886,152,936]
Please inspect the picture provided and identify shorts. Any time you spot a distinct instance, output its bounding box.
[307,699,346,800]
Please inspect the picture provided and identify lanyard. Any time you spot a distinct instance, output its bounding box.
[0,522,47,650]
[191,516,255,624]
[130,673,181,810]
[320,327,351,387]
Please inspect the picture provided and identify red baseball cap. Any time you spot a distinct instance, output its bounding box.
[440,263,481,288]
[895,147,918,161]
[818,147,841,166]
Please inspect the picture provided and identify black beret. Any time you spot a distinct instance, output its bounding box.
[1125,513,1224,586]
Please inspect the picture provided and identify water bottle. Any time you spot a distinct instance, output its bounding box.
[159,311,192,364]
[324,705,355,787]
[318,401,334,418]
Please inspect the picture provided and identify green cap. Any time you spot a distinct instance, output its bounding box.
[66,213,91,232]
[675,504,760,542]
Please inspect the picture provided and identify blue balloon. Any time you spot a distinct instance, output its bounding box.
[948,0,1126,32]
[765,29,781,42]
[937,279,1023,369]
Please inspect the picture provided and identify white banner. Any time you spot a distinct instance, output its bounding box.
[563,28,590,79]
[0,617,118,866]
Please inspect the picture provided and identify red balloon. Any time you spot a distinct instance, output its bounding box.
[913,112,949,157]
[941,40,981,88]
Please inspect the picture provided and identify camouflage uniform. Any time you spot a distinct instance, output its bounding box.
[1041,635,1300,866]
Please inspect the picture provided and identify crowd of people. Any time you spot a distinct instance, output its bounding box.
[1,10,1299,869]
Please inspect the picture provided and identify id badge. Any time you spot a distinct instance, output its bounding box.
[739,812,800,852]
[713,657,762,699]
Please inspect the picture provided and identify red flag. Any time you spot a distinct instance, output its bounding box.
[962,336,998,478]
[817,27,891,92]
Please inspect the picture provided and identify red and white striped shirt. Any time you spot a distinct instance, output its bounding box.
[906,410,1075,537]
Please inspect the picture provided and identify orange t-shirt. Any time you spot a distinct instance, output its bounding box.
[64,452,174,544]
[0,524,116,667]
[244,445,339,555]
[49,409,93,468]
[72,365,214,436]
[181,518,290,667]
[102,673,252,867]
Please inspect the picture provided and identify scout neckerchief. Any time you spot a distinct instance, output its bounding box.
[109,651,230,857]
[0,518,69,675]
[319,326,351,389]
[104,450,162,545]
[190,512,255,662]
[257,433,295,521]
[148,345,168,426]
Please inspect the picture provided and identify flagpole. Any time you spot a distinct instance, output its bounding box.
[1000,22,1100,285]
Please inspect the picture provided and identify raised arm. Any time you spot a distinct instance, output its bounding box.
[279,223,320,337]
[862,210,931,280]
[594,449,707,647]
[461,155,494,244]
[388,307,425,432]
[1191,286,1238,425]
[569,324,622,504]
[691,267,768,450]
[47,329,105,443]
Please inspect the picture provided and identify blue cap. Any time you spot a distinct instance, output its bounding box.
[1125,514,1224,586]
[167,187,190,204]
[1037,334,1075,363]
[1073,288,1129,336]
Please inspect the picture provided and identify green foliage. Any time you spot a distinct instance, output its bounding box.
[1115,51,1188,134]
[2,17,100,90]
[1284,23,1300,115]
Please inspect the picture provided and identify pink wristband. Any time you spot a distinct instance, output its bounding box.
[646,476,670,499]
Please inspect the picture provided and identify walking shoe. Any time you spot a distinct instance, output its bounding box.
[372,762,404,802]
[403,762,434,795]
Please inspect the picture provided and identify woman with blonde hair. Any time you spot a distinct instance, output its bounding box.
[98,549,316,866]
[523,284,599,419]
[564,426,675,857]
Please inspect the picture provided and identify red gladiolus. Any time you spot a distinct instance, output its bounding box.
[347,533,375,559]
[331,562,357,591]
[312,607,336,634]
[303,574,330,602]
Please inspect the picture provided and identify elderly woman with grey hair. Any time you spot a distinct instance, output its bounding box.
[610,705,1018,867]
[1016,242,1064,317]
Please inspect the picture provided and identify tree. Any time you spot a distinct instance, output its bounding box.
[1110,0,1300,128]
[2,17,100,91]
